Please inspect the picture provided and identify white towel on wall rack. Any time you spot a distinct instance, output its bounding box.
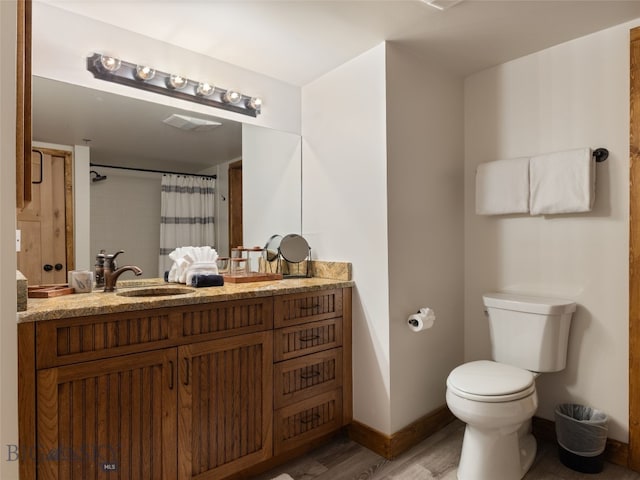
[529,147,595,215]
[475,157,530,215]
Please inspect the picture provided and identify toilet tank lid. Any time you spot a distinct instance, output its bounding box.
[483,292,576,315]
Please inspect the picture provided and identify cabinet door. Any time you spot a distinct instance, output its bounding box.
[178,331,273,480]
[36,349,177,480]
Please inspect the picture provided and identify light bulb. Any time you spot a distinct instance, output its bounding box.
[247,97,263,111]
[100,55,121,72]
[222,90,242,104]
[135,65,155,81]
[167,74,188,90]
[196,82,215,97]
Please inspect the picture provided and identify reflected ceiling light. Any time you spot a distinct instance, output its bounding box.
[167,74,188,90]
[163,113,222,132]
[421,0,464,10]
[222,90,242,105]
[135,65,155,81]
[100,55,121,72]
[86,53,262,117]
[196,82,215,97]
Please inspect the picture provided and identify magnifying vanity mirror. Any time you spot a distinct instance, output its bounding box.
[262,233,311,277]
[264,234,283,262]
[280,233,311,277]
[280,234,310,264]
[30,76,302,280]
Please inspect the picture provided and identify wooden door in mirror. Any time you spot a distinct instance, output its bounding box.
[229,160,243,250]
[16,0,32,208]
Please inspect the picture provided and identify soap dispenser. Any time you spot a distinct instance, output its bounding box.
[94,250,106,288]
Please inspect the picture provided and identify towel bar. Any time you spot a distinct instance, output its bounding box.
[593,148,609,162]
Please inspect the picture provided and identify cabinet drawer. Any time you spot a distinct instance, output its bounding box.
[274,389,343,455]
[36,298,274,369]
[179,297,273,342]
[274,348,342,409]
[36,309,175,368]
[274,318,342,362]
[274,289,342,328]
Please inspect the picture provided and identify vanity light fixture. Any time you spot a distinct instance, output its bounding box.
[247,97,263,111]
[222,90,242,105]
[167,74,188,90]
[196,82,215,97]
[100,55,121,72]
[135,65,155,81]
[86,52,262,117]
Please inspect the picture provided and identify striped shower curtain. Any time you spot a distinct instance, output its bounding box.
[159,174,216,276]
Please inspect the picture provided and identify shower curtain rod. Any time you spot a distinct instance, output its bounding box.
[89,163,216,179]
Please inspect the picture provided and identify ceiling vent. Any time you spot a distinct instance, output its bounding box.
[422,0,464,11]
[162,114,222,132]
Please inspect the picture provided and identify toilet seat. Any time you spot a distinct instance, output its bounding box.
[447,360,535,403]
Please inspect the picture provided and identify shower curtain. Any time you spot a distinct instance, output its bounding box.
[159,174,216,276]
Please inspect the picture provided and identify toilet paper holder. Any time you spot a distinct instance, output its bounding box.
[409,314,421,328]
[408,307,435,330]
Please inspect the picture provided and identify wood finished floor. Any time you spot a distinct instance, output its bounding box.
[256,420,640,480]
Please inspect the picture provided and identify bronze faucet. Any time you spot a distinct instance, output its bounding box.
[103,250,143,292]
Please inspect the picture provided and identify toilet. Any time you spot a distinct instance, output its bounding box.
[446,292,576,480]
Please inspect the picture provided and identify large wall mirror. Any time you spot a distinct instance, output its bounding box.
[31,76,302,279]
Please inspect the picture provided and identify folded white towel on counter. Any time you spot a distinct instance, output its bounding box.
[475,157,530,215]
[529,147,595,215]
[167,246,218,283]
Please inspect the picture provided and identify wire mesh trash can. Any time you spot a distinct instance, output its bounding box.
[554,403,608,474]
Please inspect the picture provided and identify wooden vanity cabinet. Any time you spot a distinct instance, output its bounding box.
[272,288,352,455]
[177,331,273,480]
[29,298,274,480]
[21,287,351,480]
[36,349,178,480]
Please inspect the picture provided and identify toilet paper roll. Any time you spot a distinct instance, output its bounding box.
[407,307,436,332]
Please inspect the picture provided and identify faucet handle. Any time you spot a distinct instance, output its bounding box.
[105,250,124,270]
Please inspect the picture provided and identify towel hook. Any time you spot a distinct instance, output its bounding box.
[593,148,609,162]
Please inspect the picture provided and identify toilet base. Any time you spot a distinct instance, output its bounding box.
[457,421,536,480]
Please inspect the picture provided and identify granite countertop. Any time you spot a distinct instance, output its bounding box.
[18,276,354,323]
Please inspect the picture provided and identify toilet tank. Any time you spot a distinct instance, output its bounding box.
[483,293,576,372]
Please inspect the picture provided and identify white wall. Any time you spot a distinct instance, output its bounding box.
[243,124,302,251]
[1,1,19,477]
[213,160,232,257]
[385,44,465,432]
[90,167,162,278]
[464,20,637,442]
[302,43,392,433]
[74,145,91,270]
[32,3,301,135]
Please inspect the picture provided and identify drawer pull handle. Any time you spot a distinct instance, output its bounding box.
[300,370,321,380]
[299,335,320,342]
[300,413,321,424]
[168,361,174,390]
[299,303,320,311]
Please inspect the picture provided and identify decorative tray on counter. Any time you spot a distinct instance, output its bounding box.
[28,284,75,298]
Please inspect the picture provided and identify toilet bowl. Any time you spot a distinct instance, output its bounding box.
[446,293,576,480]
[446,360,538,480]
